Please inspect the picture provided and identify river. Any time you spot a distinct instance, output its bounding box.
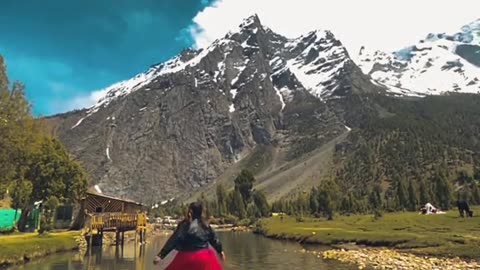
[7,232,355,270]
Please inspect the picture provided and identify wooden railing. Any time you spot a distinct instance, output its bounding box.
[86,212,146,231]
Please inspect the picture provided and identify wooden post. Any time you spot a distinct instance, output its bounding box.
[100,229,104,247]
[121,231,125,247]
[135,229,137,244]
[88,235,92,254]
[143,229,146,244]
[115,229,120,246]
[88,223,93,255]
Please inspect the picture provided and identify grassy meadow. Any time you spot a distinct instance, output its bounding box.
[0,231,79,267]
[257,207,480,259]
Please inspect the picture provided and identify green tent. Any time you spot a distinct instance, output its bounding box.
[0,209,22,232]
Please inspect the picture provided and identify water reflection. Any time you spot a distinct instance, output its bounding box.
[7,232,355,270]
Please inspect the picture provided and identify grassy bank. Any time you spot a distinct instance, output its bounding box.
[0,231,80,267]
[257,207,480,259]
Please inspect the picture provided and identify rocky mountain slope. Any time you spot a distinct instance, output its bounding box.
[358,19,480,96]
[45,15,384,203]
[46,16,480,204]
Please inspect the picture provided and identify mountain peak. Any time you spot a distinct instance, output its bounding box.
[239,14,262,29]
[82,15,373,119]
[358,18,480,97]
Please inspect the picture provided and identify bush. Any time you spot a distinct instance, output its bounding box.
[222,215,239,225]
[236,218,252,227]
[39,216,52,234]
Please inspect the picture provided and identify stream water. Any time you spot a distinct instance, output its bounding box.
[7,232,355,270]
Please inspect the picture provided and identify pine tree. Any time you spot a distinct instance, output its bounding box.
[232,189,246,219]
[309,187,319,214]
[434,172,452,210]
[317,178,340,220]
[471,182,480,205]
[407,180,418,211]
[419,180,431,206]
[340,194,351,214]
[0,79,36,192]
[0,56,8,92]
[384,188,398,212]
[234,170,255,204]
[396,178,409,210]
[369,184,383,218]
[247,204,259,219]
[253,191,270,217]
[216,184,227,216]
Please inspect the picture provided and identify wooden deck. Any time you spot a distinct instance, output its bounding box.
[86,212,147,233]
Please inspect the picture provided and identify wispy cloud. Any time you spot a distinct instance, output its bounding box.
[50,88,108,114]
[188,0,480,54]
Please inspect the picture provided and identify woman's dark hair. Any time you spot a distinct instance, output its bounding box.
[188,202,208,229]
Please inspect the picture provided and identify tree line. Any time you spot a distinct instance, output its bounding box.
[152,170,270,224]
[271,169,480,220]
[0,55,89,232]
[153,168,480,222]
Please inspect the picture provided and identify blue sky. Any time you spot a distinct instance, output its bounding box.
[0,0,215,116]
[2,0,477,116]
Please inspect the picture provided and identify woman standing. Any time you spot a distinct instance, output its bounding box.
[153,202,226,270]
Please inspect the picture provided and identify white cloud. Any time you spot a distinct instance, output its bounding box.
[190,0,480,56]
[51,89,107,113]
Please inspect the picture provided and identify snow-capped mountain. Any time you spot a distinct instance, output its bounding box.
[359,19,480,96]
[46,15,480,203]
[75,15,381,127]
[49,15,383,201]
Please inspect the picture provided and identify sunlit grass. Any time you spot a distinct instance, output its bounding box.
[258,207,480,259]
[0,231,79,266]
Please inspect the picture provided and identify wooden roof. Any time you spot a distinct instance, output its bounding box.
[85,191,143,207]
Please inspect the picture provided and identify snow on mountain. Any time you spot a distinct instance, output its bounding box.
[358,19,480,96]
[278,30,350,99]
[72,15,358,129]
[74,17,480,126]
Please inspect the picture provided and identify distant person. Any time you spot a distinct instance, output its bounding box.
[457,201,473,218]
[153,202,225,270]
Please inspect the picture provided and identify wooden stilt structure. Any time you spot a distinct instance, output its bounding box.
[82,191,147,249]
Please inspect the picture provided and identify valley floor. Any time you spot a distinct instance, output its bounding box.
[257,208,480,268]
[0,231,80,267]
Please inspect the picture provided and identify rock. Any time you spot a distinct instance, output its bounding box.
[321,248,480,270]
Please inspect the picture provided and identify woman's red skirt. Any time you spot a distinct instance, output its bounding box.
[164,249,223,270]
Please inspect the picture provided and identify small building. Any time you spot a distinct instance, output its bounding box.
[83,191,144,214]
[53,204,74,229]
[81,191,147,247]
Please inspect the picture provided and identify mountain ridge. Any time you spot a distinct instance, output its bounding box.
[46,15,371,202]
[358,19,480,96]
[45,15,480,204]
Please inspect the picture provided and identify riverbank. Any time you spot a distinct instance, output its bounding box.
[322,248,480,270]
[257,209,480,268]
[0,231,80,267]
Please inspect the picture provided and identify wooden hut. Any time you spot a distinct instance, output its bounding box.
[84,191,143,214]
[81,191,147,247]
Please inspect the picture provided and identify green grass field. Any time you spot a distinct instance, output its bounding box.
[257,207,480,259]
[0,232,79,266]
